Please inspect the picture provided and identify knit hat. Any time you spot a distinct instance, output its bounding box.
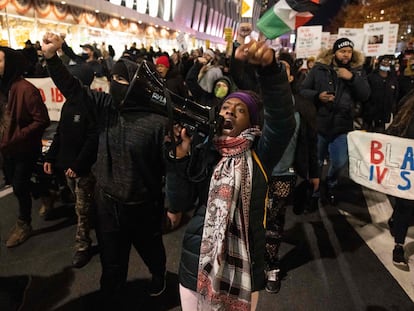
[155,55,170,68]
[333,38,354,53]
[223,91,259,125]
[204,49,215,59]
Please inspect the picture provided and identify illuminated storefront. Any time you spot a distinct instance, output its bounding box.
[0,0,242,56]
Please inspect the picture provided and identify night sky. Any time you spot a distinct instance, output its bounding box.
[307,0,350,28]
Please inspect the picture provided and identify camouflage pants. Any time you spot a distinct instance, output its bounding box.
[265,174,296,270]
[66,173,96,251]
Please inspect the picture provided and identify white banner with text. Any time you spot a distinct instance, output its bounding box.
[348,131,414,200]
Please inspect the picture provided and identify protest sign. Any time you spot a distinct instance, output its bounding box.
[295,25,322,59]
[348,131,414,200]
[363,21,390,57]
[337,27,364,50]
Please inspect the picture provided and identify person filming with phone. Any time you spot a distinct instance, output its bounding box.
[299,38,370,205]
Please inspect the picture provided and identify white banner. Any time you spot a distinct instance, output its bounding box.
[295,25,322,59]
[26,77,109,122]
[348,131,414,200]
[337,28,364,51]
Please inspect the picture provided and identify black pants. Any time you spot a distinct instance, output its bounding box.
[95,188,166,306]
[3,153,38,224]
[393,197,414,245]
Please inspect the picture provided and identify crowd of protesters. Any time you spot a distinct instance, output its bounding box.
[1,22,414,310]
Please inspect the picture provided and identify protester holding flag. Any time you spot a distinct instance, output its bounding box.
[257,0,323,40]
[299,38,370,205]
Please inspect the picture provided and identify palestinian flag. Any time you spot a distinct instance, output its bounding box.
[257,0,322,39]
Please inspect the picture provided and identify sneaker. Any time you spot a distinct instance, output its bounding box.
[149,272,166,296]
[392,245,409,270]
[327,188,337,206]
[265,269,281,294]
[72,249,92,269]
[6,220,32,248]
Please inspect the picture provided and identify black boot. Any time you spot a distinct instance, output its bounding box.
[72,249,92,268]
[265,269,281,294]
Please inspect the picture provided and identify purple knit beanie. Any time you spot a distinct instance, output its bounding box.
[223,91,259,125]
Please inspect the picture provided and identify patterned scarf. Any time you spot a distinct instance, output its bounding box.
[197,127,261,311]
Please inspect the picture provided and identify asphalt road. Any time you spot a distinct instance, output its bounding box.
[0,177,413,311]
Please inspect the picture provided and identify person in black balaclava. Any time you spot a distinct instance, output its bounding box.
[0,46,50,248]
[43,62,98,269]
[42,32,173,309]
[299,38,370,206]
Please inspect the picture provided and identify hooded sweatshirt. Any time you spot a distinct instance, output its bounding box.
[0,47,50,156]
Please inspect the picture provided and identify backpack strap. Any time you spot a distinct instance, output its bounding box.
[252,150,269,228]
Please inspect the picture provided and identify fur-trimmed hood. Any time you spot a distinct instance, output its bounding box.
[315,48,366,69]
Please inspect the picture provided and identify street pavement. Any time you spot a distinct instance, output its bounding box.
[0,177,413,311]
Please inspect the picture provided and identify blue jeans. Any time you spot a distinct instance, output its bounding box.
[317,134,349,188]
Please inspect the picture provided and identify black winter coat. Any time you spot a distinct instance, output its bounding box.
[364,70,398,124]
[300,49,370,141]
[293,94,319,180]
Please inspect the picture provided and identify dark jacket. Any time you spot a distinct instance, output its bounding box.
[46,55,168,204]
[294,94,319,180]
[397,65,414,109]
[61,41,108,79]
[44,73,98,176]
[300,48,370,141]
[163,65,189,99]
[364,70,399,124]
[229,42,260,93]
[166,60,296,292]
[0,47,50,156]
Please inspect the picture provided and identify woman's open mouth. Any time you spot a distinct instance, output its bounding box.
[223,119,234,130]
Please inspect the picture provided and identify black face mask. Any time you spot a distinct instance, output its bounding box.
[81,53,89,60]
[110,80,129,108]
